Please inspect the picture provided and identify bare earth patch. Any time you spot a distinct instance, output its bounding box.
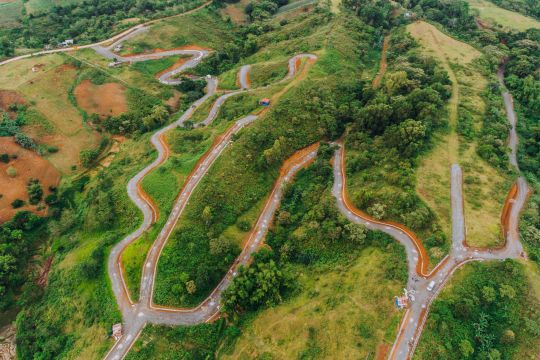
[0,137,60,223]
[74,80,128,118]
[0,90,26,111]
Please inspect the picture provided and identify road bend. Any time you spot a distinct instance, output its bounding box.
[103,52,317,360]
[333,66,530,360]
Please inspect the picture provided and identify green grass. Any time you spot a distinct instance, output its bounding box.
[120,8,235,54]
[467,0,540,31]
[221,247,405,359]
[249,58,289,87]
[25,0,81,14]
[0,0,23,28]
[130,55,187,77]
[217,67,240,90]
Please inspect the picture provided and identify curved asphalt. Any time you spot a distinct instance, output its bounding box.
[102,52,317,360]
[331,67,529,359]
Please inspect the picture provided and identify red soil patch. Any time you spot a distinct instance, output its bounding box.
[376,343,390,360]
[0,138,60,223]
[74,80,128,119]
[0,90,26,117]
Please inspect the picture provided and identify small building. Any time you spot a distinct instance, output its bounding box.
[108,61,122,68]
[112,323,123,341]
[395,295,408,309]
[31,67,38,73]
[61,39,74,47]
[260,98,271,106]
[113,44,123,52]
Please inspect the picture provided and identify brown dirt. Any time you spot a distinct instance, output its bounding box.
[0,90,26,118]
[74,80,128,119]
[37,255,54,287]
[221,0,248,24]
[376,343,390,360]
[372,35,389,88]
[0,138,60,223]
[165,90,182,110]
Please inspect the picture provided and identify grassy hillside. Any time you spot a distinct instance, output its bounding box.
[467,0,540,31]
[408,21,511,248]
[152,9,373,307]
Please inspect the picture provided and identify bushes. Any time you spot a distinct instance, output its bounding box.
[416,261,539,359]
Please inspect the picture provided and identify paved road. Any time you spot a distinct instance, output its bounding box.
[0,1,212,67]
[103,53,317,360]
[332,66,530,359]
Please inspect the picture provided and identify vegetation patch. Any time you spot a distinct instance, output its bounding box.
[416,260,540,359]
[408,21,510,248]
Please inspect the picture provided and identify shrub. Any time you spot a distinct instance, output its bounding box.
[0,153,9,163]
[6,166,17,177]
[11,199,25,208]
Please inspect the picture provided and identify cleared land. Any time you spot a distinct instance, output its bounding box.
[220,0,248,24]
[408,21,509,248]
[467,0,540,31]
[74,80,128,118]
[0,54,102,173]
[0,0,22,28]
[220,247,405,360]
[0,137,60,222]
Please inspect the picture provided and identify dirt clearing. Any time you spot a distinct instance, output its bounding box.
[0,137,60,223]
[74,80,128,118]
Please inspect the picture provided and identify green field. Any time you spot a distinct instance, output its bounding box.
[0,0,23,28]
[467,0,540,31]
[119,9,235,54]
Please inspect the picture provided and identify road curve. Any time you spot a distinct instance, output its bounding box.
[332,67,530,360]
[104,53,317,360]
[0,1,212,67]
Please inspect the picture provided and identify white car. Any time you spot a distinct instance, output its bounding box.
[427,280,436,292]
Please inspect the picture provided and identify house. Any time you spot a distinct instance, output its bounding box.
[108,61,122,68]
[113,44,123,53]
[395,295,408,309]
[60,39,74,47]
[259,98,271,106]
[112,323,123,341]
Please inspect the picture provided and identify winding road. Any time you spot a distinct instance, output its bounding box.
[0,6,530,359]
[330,65,529,359]
[93,38,318,358]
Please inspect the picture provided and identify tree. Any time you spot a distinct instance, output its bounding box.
[368,203,386,219]
[459,339,474,358]
[185,280,197,295]
[202,206,212,226]
[11,199,25,208]
[500,329,515,344]
[0,153,9,163]
[482,286,497,303]
[221,256,290,317]
[14,133,36,150]
[27,179,43,205]
[344,223,367,243]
